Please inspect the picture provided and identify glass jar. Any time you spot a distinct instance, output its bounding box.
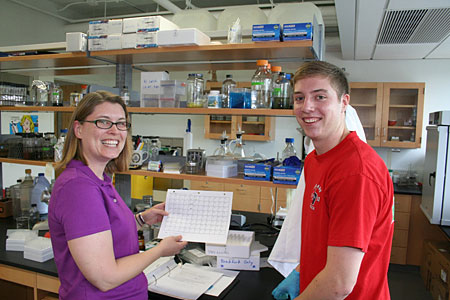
[186,73,205,108]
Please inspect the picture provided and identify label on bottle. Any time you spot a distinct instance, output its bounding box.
[251,82,264,86]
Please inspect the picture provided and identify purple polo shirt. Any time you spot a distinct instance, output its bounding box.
[48,160,147,300]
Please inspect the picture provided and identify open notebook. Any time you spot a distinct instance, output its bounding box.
[144,256,238,300]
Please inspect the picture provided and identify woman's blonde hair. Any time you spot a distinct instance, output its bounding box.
[55,90,132,174]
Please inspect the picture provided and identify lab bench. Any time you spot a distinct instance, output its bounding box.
[0,215,283,300]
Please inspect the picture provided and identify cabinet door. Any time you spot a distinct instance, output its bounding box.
[204,115,236,140]
[382,83,425,148]
[260,187,287,214]
[349,82,383,147]
[224,183,260,212]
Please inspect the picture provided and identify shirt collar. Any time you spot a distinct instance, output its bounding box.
[66,159,112,184]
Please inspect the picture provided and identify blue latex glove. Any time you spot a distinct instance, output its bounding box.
[272,269,300,300]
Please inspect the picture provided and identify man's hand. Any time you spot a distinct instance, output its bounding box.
[272,269,300,300]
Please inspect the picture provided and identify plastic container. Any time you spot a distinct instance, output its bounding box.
[251,60,272,108]
[229,87,251,109]
[19,169,34,217]
[159,80,185,108]
[31,173,50,214]
[54,129,67,162]
[221,75,236,108]
[121,86,130,106]
[281,138,297,161]
[272,72,292,109]
[183,119,193,156]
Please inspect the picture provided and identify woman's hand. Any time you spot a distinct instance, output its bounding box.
[141,203,168,225]
[156,235,187,257]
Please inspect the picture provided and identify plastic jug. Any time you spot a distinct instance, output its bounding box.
[31,173,50,214]
[19,169,34,216]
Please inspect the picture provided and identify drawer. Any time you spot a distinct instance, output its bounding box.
[394,211,410,230]
[190,180,224,191]
[394,194,412,213]
[390,246,407,264]
[224,184,260,200]
[259,199,286,214]
[260,187,288,201]
[37,273,60,294]
[0,264,36,287]
[392,229,409,247]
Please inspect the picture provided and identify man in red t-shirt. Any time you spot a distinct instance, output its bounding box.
[273,61,394,300]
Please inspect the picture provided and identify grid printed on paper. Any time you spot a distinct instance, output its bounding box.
[158,189,233,244]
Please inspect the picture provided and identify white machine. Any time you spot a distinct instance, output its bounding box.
[421,111,450,225]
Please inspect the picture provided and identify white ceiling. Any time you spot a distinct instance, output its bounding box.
[335,0,450,60]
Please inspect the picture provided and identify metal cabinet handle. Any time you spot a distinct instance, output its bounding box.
[429,172,436,186]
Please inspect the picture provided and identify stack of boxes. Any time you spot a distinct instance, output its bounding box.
[252,22,313,42]
[88,19,123,51]
[205,230,268,271]
[140,71,186,108]
[421,240,450,300]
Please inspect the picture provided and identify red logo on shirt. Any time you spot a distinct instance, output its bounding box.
[310,184,322,210]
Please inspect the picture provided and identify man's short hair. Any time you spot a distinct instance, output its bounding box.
[293,61,349,98]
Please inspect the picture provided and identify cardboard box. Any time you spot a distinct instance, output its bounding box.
[108,19,123,35]
[282,23,313,41]
[66,32,87,52]
[252,24,281,42]
[0,200,12,218]
[136,31,158,48]
[244,164,272,181]
[122,33,137,49]
[123,17,139,33]
[216,241,268,271]
[157,28,211,46]
[137,16,179,32]
[89,20,108,36]
[107,34,122,50]
[273,165,302,185]
[88,35,107,51]
[205,230,255,258]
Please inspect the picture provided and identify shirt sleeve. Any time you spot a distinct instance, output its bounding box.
[55,177,111,241]
[326,174,384,252]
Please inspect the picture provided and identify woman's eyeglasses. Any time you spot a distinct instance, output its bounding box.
[82,119,131,131]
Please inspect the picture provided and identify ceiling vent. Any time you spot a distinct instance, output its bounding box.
[376,8,450,44]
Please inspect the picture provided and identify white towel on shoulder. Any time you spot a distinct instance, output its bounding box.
[268,105,367,277]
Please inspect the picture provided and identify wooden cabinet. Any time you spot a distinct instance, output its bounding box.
[349,82,425,148]
[391,194,412,264]
[190,180,289,214]
[0,264,60,300]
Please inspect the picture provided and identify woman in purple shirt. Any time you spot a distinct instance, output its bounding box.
[48,91,187,299]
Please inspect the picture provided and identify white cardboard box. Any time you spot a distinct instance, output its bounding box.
[216,241,268,271]
[89,20,108,36]
[107,34,122,50]
[108,19,123,35]
[122,33,137,49]
[123,17,139,33]
[136,31,157,48]
[141,71,170,106]
[66,32,87,52]
[137,16,179,32]
[157,28,211,46]
[205,230,255,258]
[88,35,107,51]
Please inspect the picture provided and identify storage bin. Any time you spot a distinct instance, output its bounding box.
[141,95,159,107]
[159,80,186,108]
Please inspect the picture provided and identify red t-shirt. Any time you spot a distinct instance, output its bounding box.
[300,131,394,299]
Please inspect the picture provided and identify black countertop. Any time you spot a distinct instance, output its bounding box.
[393,183,422,195]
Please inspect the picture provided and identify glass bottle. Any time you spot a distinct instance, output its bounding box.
[11,179,22,219]
[20,169,34,216]
[272,72,292,109]
[251,60,272,108]
[186,73,204,108]
[121,86,130,105]
[281,138,297,162]
[221,74,236,109]
[51,84,63,106]
[29,204,40,229]
[150,139,159,161]
[230,132,246,158]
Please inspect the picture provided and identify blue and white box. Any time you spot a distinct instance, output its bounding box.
[136,31,158,48]
[244,164,272,181]
[137,16,179,32]
[273,165,302,185]
[282,23,313,41]
[88,35,107,51]
[89,20,108,36]
[252,24,281,41]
